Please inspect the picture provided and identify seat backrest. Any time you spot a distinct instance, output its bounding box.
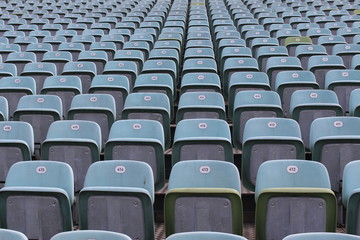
[283,232,360,240]
[84,160,154,202]
[165,232,248,240]
[255,159,331,200]
[0,121,34,155]
[14,94,62,116]
[168,160,241,192]
[5,160,74,203]
[50,230,132,240]
[0,229,28,240]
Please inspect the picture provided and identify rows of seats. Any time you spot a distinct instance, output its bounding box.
[2,0,360,239]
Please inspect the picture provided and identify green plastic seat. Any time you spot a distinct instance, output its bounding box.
[0,161,74,240]
[51,230,132,240]
[105,119,165,191]
[78,160,155,240]
[172,119,233,165]
[41,120,101,192]
[284,36,312,56]
[310,116,360,193]
[165,160,243,236]
[290,89,343,150]
[255,160,337,240]
[242,118,305,191]
[233,90,283,150]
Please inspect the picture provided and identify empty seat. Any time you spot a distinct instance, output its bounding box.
[256,46,288,72]
[121,92,171,149]
[0,161,74,240]
[61,62,96,93]
[103,61,139,90]
[105,119,165,191]
[333,44,360,69]
[255,160,337,240]
[78,160,155,240]
[180,72,221,94]
[290,90,343,150]
[310,117,360,193]
[165,160,243,236]
[233,91,283,150]
[172,119,233,165]
[295,45,327,70]
[67,94,116,147]
[242,118,305,191]
[41,51,72,74]
[20,62,57,94]
[5,52,37,74]
[51,230,132,240]
[283,232,360,240]
[0,229,28,240]
[166,232,247,240]
[41,76,82,117]
[41,120,101,192]
[284,36,313,56]
[78,51,108,75]
[318,35,347,55]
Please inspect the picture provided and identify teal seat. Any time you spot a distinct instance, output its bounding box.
[129,33,155,49]
[141,59,178,86]
[78,160,155,240]
[61,61,96,93]
[250,37,279,58]
[154,40,182,57]
[103,61,139,89]
[255,160,337,240]
[343,160,360,234]
[325,22,348,35]
[0,63,17,79]
[89,75,130,120]
[101,34,125,50]
[310,116,360,193]
[176,92,226,122]
[351,54,360,69]
[325,70,360,114]
[276,29,302,46]
[78,50,108,75]
[184,47,214,62]
[0,43,21,61]
[0,96,8,121]
[306,28,332,44]
[51,230,132,240]
[283,232,360,240]
[290,90,343,150]
[123,41,151,59]
[0,229,28,240]
[308,55,346,89]
[13,95,62,157]
[333,44,360,69]
[182,58,217,75]
[109,29,131,42]
[114,49,145,70]
[0,121,33,185]
[275,71,319,117]
[318,35,347,55]
[0,161,74,240]
[41,76,82,118]
[41,51,72,74]
[0,76,36,118]
[165,160,243,236]
[121,92,171,149]
[295,45,327,69]
[166,232,248,240]
[244,30,270,46]
[218,38,245,59]
[338,27,360,44]
[256,46,288,72]
[41,120,101,192]
[228,72,271,119]
[90,42,117,61]
[105,119,165,191]
[172,119,233,165]
[180,72,221,94]
[21,62,56,94]
[58,42,85,61]
[5,52,36,73]
[25,43,53,62]
[223,57,259,99]
[233,90,283,150]
[266,56,303,90]
[220,46,252,72]
[68,93,116,147]
[349,89,360,116]
[242,118,305,191]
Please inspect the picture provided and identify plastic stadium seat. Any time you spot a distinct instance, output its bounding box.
[250,37,278,57]
[25,43,53,62]
[0,63,16,79]
[308,55,346,89]
[77,51,108,75]
[349,89,360,117]
[51,230,132,240]
[61,61,96,93]
[172,119,233,165]
[233,91,283,150]
[121,92,171,149]
[176,92,225,122]
[284,36,312,56]
[103,61,139,90]
[283,232,360,240]
[72,35,96,51]
[182,58,217,75]
[0,229,28,240]
[101,34,125,50]
[142,59,178,86]
[78,160,155,240]
[20,62,56,94]
[41,51,72,74]
[114,49,145,70]
[290,90,343,150]
[67,94,116,147]
[266,57,303,90]
[41,120,101,192]
[165,160,243,236]
[310,117,360,193]
[105,119,165,191]
[58,42,85,61]
[0,76,36,118]
[332,44,360,69]
[5,52,35,74]
[342,160,360,235]
[166,232,247,240]
[4,30,25,44]
[0,121,33,185]
[180,72,221,94]
[41,76,82,117]
[295,45,327,70]
[90,42,117,61]
[0,96,8,121]
[123,41,151,60]
[256,46,288,72]
[318,36,347,55]
[255,160,337,240]
[325,70,360,114]
[351,54,360,69]
[337,27,360,44]
[242,118,305,191]
[0,161,74,240]
[325,22,348,35]
[13,36,38,52]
